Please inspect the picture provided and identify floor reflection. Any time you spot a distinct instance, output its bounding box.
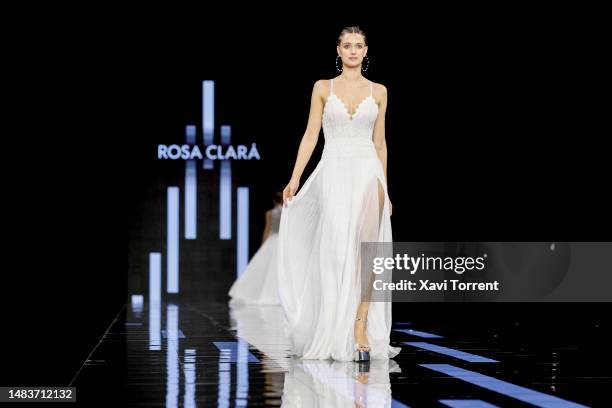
[71,300,604,406]
[229,303,402,407]
[283,359,401,407]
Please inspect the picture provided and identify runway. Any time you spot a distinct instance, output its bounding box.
[118,77,609,406]
[70,298,606,406]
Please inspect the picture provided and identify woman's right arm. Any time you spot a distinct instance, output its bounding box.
[283,80,325,207]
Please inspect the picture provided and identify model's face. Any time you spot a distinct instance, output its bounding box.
[337,33,367,68]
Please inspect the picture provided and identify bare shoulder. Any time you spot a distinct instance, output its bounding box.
[312,79,331,103]
[371,81,388,97]
[371,81,388,105]
[313,79,330,94]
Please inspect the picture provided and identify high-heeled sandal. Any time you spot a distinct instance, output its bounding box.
[354,316,370,362]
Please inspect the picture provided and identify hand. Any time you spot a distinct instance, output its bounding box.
[283,178,300,208]
[389,199,393,216]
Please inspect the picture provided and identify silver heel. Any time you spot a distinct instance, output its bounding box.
[354,349,370,362]
[354,317,371,362]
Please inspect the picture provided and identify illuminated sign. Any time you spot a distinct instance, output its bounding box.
[157,143,261,160]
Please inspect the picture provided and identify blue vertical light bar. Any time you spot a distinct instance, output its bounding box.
[185,125,197,239]
[166,304,179,407]
[217,346,231,408]
[184,349,197,408]
[167,187,179,293]
[148,252,161,351]
[235,339,249,406]
[186,124,196,144]
[220,124,231,145]
[131,294,143,312]
[149,306,161,351]
[149,252,162,305]
[220,125,232,239]
[202,80,215,170]
[220,162,232,239]
[237,187,249,277]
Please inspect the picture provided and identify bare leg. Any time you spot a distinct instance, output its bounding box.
[378,178,385,222]
[355,177,385,356]
[354,301,371,351]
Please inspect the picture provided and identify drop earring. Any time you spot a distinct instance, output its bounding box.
[362,55,370,73]
[335,55,343,73]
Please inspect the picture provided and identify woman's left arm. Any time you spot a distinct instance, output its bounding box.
[372,84,392,215]
[372,84,388,181]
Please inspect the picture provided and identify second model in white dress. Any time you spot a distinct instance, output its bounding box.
[229,204,282,306]
[277,79,401,361]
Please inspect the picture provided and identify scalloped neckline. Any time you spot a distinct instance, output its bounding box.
[325,93,376,121]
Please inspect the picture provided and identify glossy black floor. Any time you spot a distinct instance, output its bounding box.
[69,299,609,407]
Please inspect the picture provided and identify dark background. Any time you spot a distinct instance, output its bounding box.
[4,10,609,389]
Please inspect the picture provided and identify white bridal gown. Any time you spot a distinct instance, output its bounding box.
[277,78,401,361]
[229,205,282,305]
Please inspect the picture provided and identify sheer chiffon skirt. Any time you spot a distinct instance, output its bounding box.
[278,140,401,361]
